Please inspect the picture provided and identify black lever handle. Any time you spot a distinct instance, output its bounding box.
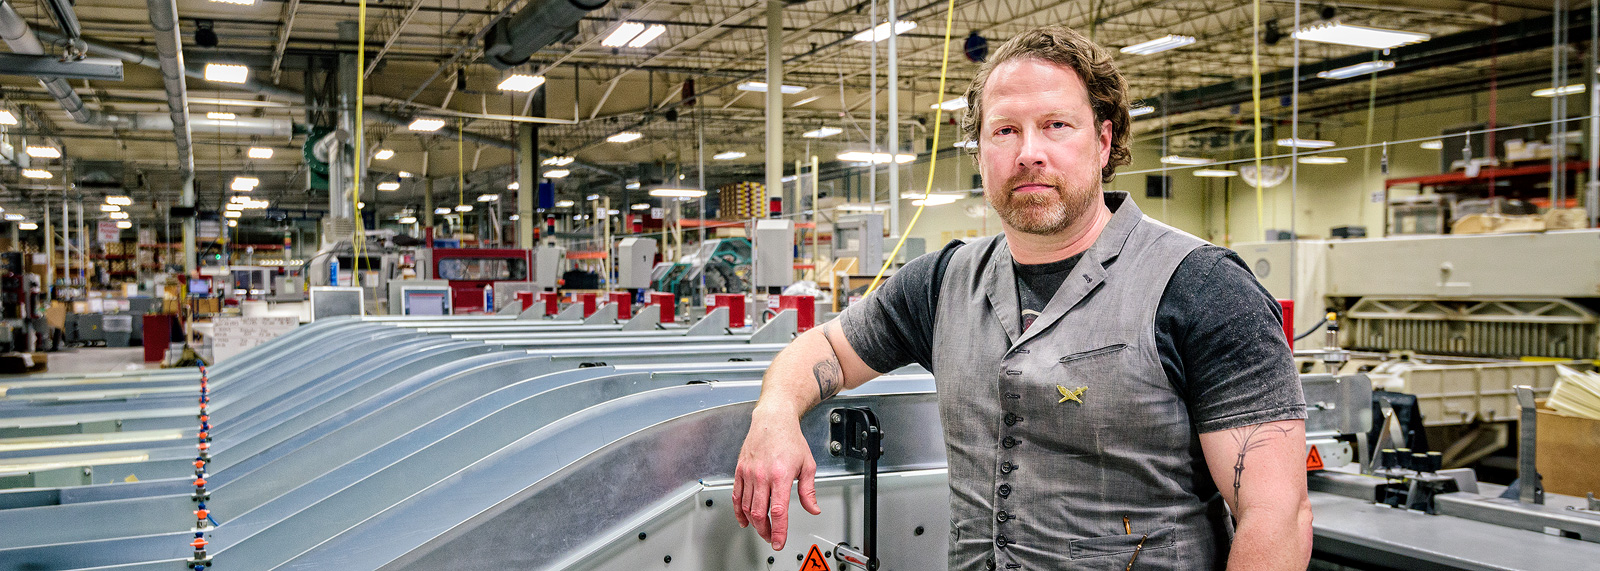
[829,407,882,571]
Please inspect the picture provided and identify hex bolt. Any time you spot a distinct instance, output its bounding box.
[829,441,842,453]
[831,412,841,423]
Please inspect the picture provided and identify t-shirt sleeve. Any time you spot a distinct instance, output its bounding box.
[1158,246,1307,434]
[836,244,953,374]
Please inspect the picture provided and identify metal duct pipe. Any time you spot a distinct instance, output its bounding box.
[482,0,609,70]
[145,0,192,174]
[0,0,102,125]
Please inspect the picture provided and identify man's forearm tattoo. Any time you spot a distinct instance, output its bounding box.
[814,323,844,401]
[1227,423,1292,505]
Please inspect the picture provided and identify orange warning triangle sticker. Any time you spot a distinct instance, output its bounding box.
[800,544,832,571]
[1306,446,1325,471]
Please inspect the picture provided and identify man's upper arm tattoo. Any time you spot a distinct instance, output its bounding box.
[1226,423,1292,505]
[814,322,845,401]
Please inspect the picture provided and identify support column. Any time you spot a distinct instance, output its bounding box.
[182,174,196,274]
[42,198,53,293]
[887,0,900,237]
[764,0,783,217]
[517,87,543,248]
[424,177,435,230]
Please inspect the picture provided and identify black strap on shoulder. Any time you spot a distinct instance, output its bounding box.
[928,239,967,318]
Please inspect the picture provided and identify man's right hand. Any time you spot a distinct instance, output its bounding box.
[732,404,821,551]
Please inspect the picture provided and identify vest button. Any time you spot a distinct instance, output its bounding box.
[1003,436,1019,448]
[1000,461,1016,474]
[1004,413,1021,426]
[996,510,1011,523]
[996,535,1010,548]
[998,484,1011,497]
[985,558,996,571]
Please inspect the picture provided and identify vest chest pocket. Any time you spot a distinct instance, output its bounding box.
[1005,343,1132,456]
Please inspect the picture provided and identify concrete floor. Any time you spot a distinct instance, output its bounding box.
[36,346,153,375]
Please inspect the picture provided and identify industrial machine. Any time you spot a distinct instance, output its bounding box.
[651,237,752,303]
[415,247,534,314]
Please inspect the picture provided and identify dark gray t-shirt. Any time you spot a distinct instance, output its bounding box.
[841,239,1305,434]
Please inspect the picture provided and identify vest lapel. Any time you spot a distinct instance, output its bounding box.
[1010,193,1146,349]
[982,238,1024,346]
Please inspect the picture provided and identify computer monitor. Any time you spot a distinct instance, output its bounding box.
[188,278,210,296]
[401,287,452,315]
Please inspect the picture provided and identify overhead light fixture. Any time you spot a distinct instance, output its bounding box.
[544,169,570,178]
[246,199,269,209]
[1120,34,1196,56]
[398,171,413,178]
[953,140,978,149]
[206,111,236,120]
[109,211,129,219]
[631,203,650,210]
[606,208,621,215]
[247,147,273,159]
[1160,155,1212,165]
[21,169,50,179]
[1276,138,1336,149]
[408,118,445,131]
[802,127,843,138]
[1193,169,1238,177]
[508,181,520,190]
[226,219,238,227]
[434,207,452,215]
[649,187,707,198]
[18,222,37,230]
[627,24,667,48]
[713,151,746,160]
[853,20,917,42]
[1129,105,1155,117]
[398,216,417,224]
[223,210,242,218]
[356,201,365,209]
[231,195,251,203]
[792,95,822,107]
[231,176,259,191]
[25,146,60,159]
[837,151,914,164]
[601,22,647,47]
[509,214,519,221]
[1298,155,1348,165]
[100,204,121,212]
[374,149,395,160]
[226,203,245,211]
[555,199,576,207]
[203,63,250,83]
[625,181,641,190]
[1533,84,1586,97]
[477,193,500,202]
[3,214,21,221]
[116,220,132,229]
[455,204,473,212]
[105,195,132,205]
[1420,140,1443,150]
[497,74,546,92]
[931,97,968,111]
[586,193,600,200]
[736,81,806,94]
[1293,22,1430,50]
[209,0,256,5]
[377,181,400,191]
[0,110,16,125]
[1317,60,1395,80]
[542,155,575,166]
[907,192,962,206]
[607,131,642,143]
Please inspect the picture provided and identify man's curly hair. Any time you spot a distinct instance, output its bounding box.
[959,25,1131,183]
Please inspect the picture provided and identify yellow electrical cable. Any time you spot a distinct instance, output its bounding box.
[1251,0,1265,234]
[458,118,465,213]
[351,0,368,301]
[866,0,957,294]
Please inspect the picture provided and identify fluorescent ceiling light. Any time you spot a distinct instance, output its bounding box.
[1160,155,1211,165]
[953,140,978,149]
[116,221,132,229]
[246,200,269,209]
[100,204,121,212]
[1420,140,1443,150]
[435,207,452,215]
[225,203,245,211]
[607,209,620,215]
[586,194,600,201]
[189,97,288,108]
[17,222,36,230]
[802,127,843,138]
[837,151,913,164]
[497,74,546,92]
[792,95,822,107]
[1193,169,1238,177]
[374,149,395,160]
[0,110,16,125]
[1120,34,1196,56]
[206,111,236,120]
[477,193,500,202]
[737,81,807,94]
[408,118,445,132]
[1298,155,1348,165]
[109,211,129,219]
[247,147,273,159]
[649,188,707,198]
[209,0,255,5]
[223,210,242,218]
[507,181,520,190]
[509,214,519,221]
[1276,138,1336,149]
[455,204,473,212]
[1317,60,1395,80]
[21,169,50,179]
[3,214,21,222]
[105,195,132,205]
[231,176,259,191]
[931,97,967,111]
[713,151,746,160]
[231,195,251,203]
[1293,22,1430,50]
[377,181,400,191]
[226,219,238,227]
[601,22,647,48]
[625,181,641,190]
[399,171,412,178]
[25,146,60,159]
[398,216,417,224]
[555,199,576,207]
[607,132,642,143]
[203,63,249,83]
[542,155,575,166]
[544,169,570,178]
[1533,84,1586,97]
[627,24,667,48]
[1129,105,1155,117]
[631,203,650,210]
[911,196,961,206]
[853,20,917,42]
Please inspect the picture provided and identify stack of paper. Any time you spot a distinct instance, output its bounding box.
[1548,365,1600,420]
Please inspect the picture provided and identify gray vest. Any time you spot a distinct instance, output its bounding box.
[932,194,1224,571]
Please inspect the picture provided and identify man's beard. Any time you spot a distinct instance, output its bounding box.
[985,168,1098,236]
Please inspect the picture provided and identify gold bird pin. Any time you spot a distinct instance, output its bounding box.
[1057,385,1087,404]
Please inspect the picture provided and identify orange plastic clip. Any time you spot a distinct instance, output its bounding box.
[195,508,209,519]
[191,537,208,549]
[193,477,207,487]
